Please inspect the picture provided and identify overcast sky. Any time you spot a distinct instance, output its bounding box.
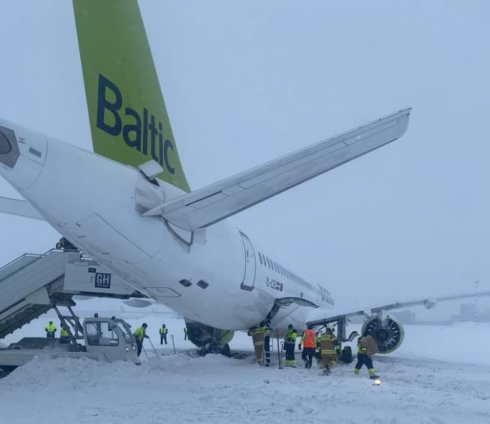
[1,0,489,319]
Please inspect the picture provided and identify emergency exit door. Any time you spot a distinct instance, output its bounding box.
[240,232,256,291]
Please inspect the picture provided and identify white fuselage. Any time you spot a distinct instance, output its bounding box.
[0,120,334,333]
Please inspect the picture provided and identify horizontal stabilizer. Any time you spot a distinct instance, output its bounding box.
[0,196,44,220]
[144,108,411,230]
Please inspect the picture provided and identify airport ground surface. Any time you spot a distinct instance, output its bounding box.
[1,307,489,424]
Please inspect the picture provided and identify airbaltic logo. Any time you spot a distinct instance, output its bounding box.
[96,74,175,175]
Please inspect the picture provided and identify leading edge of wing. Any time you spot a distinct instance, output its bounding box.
[306,290,490,326]
[144,108,412,230]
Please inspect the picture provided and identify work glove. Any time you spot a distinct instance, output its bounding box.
[298,344,302,351]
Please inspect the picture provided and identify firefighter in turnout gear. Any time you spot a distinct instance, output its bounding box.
[354,334,379,379]
[248,323,271,366]
[299,324,316,369]
[45,321,57,338]
[319,327,339,375]
[159,324,168,345]
[133,323,149,357]
[284,324,297,367]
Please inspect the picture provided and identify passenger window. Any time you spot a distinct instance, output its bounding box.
[258,252,263,266]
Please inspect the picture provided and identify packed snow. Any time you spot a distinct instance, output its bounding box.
[1,307,490,424]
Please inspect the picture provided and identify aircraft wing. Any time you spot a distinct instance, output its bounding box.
[306,290,490,326]
[144,108,411,230]
[0,196,44,220]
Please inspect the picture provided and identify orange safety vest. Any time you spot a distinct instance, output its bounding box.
[303,329,316,348]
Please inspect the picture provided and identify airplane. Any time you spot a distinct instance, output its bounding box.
[0,0,486,358]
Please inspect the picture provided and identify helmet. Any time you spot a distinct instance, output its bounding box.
[288,324,293,329]
[142,323,148,328]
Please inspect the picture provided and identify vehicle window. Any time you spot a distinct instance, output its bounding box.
[86,321,119,346]
[116,322,132,342]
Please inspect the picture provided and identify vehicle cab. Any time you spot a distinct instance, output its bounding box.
[83,318,141,365]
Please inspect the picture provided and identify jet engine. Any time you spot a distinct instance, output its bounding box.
[186,321,235,357]
[361,315,405,354]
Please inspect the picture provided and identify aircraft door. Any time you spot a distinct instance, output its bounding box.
[240,231,256,291]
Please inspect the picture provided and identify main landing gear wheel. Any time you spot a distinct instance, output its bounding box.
[221,343,231,358]
[340,346,352,364]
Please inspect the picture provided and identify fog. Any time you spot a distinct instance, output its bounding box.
[1,0,489,320]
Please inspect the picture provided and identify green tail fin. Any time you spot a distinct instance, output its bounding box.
[73,0,190,192]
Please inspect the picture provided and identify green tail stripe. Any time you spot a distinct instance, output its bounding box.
[73,0,190,192]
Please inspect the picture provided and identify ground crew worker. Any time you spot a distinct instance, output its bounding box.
[319,327,339,375]
[45,321,57,338]
[133,323,149,357]
[184,326,188,340]
[60,323,70,344]
[159,324,168,345]
[284,324,297,367]
[248,323,271,366]
[55,237,78,251]
[299,324,316,369]
[354,334,379,379]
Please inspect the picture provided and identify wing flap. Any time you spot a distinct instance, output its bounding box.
[145,108,411,230]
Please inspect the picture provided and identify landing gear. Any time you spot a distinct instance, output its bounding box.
[198,342,231,357]
[221,343,231,358]
[339,346,353,364]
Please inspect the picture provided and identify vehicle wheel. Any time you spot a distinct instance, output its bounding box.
[341,346,352,364]
[221,343,231,358]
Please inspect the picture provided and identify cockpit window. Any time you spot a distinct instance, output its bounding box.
[0,126,20,168]
[0,129,12,154]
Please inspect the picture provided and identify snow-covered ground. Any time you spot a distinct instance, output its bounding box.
[1,307,490,424]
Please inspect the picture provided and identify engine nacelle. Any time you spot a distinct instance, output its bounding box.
[186,321,235,355]
[361,315,405,354]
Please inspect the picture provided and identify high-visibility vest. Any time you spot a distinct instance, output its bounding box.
[60,328,69,338]
[284,329,297,344]
[302,329,316,348]
[159,328,168,335]
[45,323,57,332]
[133,327,146,341]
